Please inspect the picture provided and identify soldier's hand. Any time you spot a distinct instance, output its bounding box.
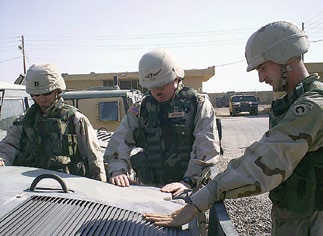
[161,182,190,196]
[143,203,199,227]
[109,171,130,187]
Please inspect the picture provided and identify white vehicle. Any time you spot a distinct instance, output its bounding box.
[0,83,237,236]
[0,82,33,140]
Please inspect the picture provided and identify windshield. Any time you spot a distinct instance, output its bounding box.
[232,96,256,102]
[0,89,33,132]
[243,96,256,101]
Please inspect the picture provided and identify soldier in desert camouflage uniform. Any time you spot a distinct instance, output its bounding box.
[143,21,323,236]
[0,63,106,182]
[104,49,220,235]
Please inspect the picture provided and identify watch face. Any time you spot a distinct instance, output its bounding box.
[183,177,193,185]
[183,177,190,182]
[183,177,196,188]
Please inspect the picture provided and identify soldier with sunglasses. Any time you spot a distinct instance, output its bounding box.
[0,63,106,182]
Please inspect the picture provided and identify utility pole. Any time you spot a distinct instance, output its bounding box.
[18,35,27,74]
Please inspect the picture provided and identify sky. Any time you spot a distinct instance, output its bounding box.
[1,0,322,93]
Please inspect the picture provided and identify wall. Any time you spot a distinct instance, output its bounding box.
[208,91,274,107]
[63,66,215,93]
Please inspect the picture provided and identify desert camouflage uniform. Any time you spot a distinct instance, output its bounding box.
[0,98,106,182]
[190,74,323,235]
[105,87,220,185]
[105,87,220,236]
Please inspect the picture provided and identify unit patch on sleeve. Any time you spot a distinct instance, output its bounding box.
[292,104,308,116]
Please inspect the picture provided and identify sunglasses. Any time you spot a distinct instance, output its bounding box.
[31,90,54,97]
[148,80,176,92]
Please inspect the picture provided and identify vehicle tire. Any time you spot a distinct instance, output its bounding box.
[254,108,258,116]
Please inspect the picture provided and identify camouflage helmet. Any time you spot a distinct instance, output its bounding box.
[245,21,310,72]
[138,49,184,89]
[26,63,66,95]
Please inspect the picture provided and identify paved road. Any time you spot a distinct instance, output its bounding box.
[220,114,269,160]
[215,113,272,235]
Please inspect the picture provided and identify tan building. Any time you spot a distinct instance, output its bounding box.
[305,62,323,80]
[62,62,322,105]
[63,66,215,93]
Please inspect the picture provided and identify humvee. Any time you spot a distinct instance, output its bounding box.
[215,91,235,108]
[229,94,258,116]
[0,166,239,236]
[0,84,238,236]
[62,86,142,132]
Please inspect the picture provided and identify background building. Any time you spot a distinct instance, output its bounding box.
[63,66,215,94]
[62,62,323,106]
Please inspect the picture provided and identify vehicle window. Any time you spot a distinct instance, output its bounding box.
[232,96,242,102]
[0,98,26,131]
[27,98,34,108]
[63,98,75,106]
[99,101,119,121]
[243,96,256,101]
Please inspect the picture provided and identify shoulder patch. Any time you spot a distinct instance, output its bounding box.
[292,104,308,116]
[197,94,205,102]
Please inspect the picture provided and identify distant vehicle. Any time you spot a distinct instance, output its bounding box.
[229,94,258,116]
[0,82,33,140]
[215,91,235,108]
[62,86,142,132]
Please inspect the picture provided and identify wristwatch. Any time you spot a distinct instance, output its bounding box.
[182,176,196,188]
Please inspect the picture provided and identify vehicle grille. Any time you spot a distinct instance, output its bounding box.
[97,130,112,149]
[97,130,112,142]
[0,195,190,236]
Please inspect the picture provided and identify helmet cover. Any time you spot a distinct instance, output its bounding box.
[26,63,66,95]
[138,49,184,89]
[245,21,310,72]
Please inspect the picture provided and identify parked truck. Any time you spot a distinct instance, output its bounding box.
[229,94,259,116]
[62,86,142,132]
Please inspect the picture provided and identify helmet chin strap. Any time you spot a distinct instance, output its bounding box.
[174,78,183,95]
[280,64,291,91]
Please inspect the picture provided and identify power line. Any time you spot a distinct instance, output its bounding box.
[0,36,20,42]
[214,60,245,67]
[304,12,322,25]
[312,39,323,43]
[24,28,256,40]
[0,56,21,64]
[1,20,321,70]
